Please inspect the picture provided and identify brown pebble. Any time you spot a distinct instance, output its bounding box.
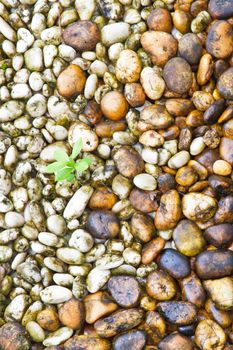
[157,301,198,325]
[56,64,86,99]
[141,31,177,67]
[220,137,233,165]
[204,223,233,247]
[131,212,155,243]
[95,120,126,138]
[223,118,233,138]
[195,320,226,350]
[175,166,198,187]
[186,109,204,127]
[173,10,191,34]
[84,100,102,125]
[113,146,144,178]
[208,0,233,19]
[142,237,165,264]
[84,291,118,324]
[64,335,110,350]
[178,33,203,65]
[203,99,226,124]
[146,270,177,301]
[163,57,193,95]
[217,67,233,100]
[195,250,233,279]
[58,299,84,330]
[195,149,219,173]
[181,272,206,308]
[197,53,214,86]
[139,105,174,131]
[113,330,146,350]
[37,309,59,331]
[208,174,232,196]
[86,209,120,240]
[158,332,194,350]
[101,91,129,121]
[154,189,182,230]
[129,188,160,213]
[124,83,146,107]
[158,248,191,279]
[147,8,172,33]
[206,20,233,59]
[62,20,100,52]
[205,298,232,328]
[0,322,31,350]
[157,173,176,193]
[203,129,220,149]
[89,187,118,210]
[165,98,194,116]
[203,277,233,310]
[173,219,205,256]
[215,195,233,224]
[94,308,144,338]
[108,276,141,307]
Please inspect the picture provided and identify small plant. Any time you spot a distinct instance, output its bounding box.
[46,138,92,182]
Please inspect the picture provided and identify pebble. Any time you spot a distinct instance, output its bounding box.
[116,49,141,83]
[157,301,197,325]
[43,327,73,347]
[140,67,165,100]
[87,209,120,240]
[113,146,144,178]
[154,190,181,230]
[84,291,118,324]
[68,121,98,151]
[0,322,30,350]
[141,31,177,67]
[195,320,226,350]
[139,105,174,131]
[101,22,131,47]
[86,267,111,293]
[40,286,72,304]
[206,20,233,59]
[163,57,193,95]
[24,47,43,71]
[56,64,86,99]
[195,250,233,279]
[182,193,217,222]
[218,68,233,100]
[203,223,233,248]
[113,330,146,350]
[208,0,233,19]
[158,332,194,350]
[203,277,233,310]
[64,335,111,350]
[108,276,141,307]
[37,309,59,331]
[101,91,129,121]
[26,321,45,343]
[168,150,190,169]
[173,220,205,256]
[58,299,84,330]
[146,270,176,301]
[158,248,191,279]
[133,173,157,191]
[63,185,93,220]
[94,308,144,338]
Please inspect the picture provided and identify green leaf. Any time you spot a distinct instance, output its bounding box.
[46,161,65,173]
[83,156,92,166]
[75,159,90,173]
[71,138,83,159]
[66,173,75,182]
[54,149,69,162]
[55,167,73,181]
[1,63,7,71]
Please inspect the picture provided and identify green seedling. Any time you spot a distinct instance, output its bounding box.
[46,138,92,182]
